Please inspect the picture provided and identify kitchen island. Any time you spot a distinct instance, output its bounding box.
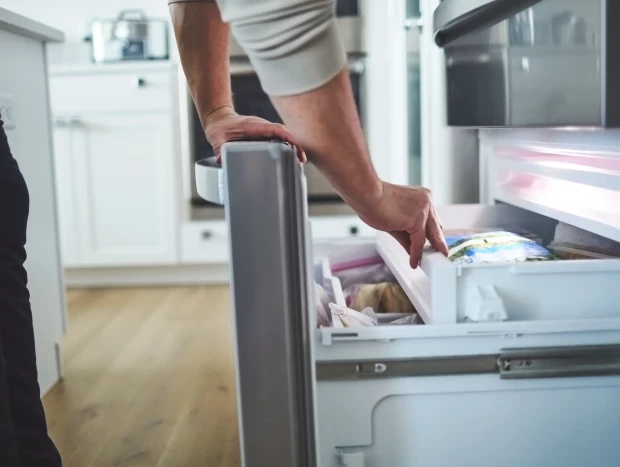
[0,7,66,394]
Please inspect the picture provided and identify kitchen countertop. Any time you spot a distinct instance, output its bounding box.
[0,7,63,42]
[49,60,178,76]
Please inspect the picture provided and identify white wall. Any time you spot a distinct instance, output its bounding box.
[1,0,172,63]
[0,27,66,395]
[1,0,169,42]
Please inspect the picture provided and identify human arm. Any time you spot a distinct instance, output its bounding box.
[168,1,305,161]
[270,69,447,266]
[169,0,447,266]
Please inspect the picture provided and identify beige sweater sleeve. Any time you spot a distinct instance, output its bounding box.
[168,0,346,96]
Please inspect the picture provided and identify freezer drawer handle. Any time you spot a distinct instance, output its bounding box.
[498,345,620,380]
[195,157,225,205]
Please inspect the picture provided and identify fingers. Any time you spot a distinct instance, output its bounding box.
[209,117,307,163]
[248,122,307,163]
[432,206,444,231]
[426,209,449,256]
[389,231,411,253]
[408,225,427,269]
[390,229,423,268]
[296,146,308,163]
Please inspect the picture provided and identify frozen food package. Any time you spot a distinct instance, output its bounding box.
[344,282,416,314]
[547,244,618,260]
[331,256,396,289]
[446,231,556,264]
[329,303,380,328]
[314,282,331,328]
[552,222,620,257]
[389,314,424,325]
[444,228,543,245]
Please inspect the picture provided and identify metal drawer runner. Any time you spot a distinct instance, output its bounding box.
[316,344,620,381]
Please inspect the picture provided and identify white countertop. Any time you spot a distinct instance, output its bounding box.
[0,7,64,43]
[49,60,177,77]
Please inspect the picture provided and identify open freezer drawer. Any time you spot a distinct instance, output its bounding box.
[375,204,620,325]
[314,227,620,467]
[196,142,620,467]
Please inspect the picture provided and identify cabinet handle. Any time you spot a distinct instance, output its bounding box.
[349,226,359,236]
[54,119,68,128]
[68,117,83,128]
[136,77,147,88]
[202,231,213,240]
[404,17,424,32]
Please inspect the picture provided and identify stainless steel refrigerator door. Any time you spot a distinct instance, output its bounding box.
[195,142,317,467]
[433,0,543,47]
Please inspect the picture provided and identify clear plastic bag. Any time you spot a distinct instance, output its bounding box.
[389,314,423,325]
[343,282,415,314]
[331,256,396,290]
[329,303,379,328]
[314,282,331,328]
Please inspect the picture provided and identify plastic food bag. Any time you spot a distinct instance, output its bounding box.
[444,228,543,245]
[343,282,415,314]
[445,231,555,265]
[331,256,396,290]
[314,283,331,328]
[551,222,620,257]
[329,303,379,328]
[389,314,423,325]
[547,244,618,260]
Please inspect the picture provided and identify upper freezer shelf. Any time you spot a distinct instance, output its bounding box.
[482,130,620,244]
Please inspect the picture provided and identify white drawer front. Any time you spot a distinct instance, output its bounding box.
[310,216,374,239]
[181,222,229,264]
[317,372,620,467]
[50,71,173,114]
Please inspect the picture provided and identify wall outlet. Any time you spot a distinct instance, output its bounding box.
[0,92,16,130]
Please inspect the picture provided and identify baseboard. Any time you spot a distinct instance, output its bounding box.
[64,263,229,288]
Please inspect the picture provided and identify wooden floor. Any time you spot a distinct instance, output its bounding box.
[42,286,240,467]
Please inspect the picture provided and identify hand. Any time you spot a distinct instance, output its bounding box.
[204,106,306,163]
[356,182,449,268]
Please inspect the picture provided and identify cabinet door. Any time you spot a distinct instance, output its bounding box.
[71,114,177,266]
[52,123,81,267]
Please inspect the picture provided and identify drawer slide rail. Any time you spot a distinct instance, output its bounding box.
[316,345,620,381]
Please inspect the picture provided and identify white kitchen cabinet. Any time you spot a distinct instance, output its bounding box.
[180,221,230,264]
[51,124,80,266]
[50,63,180,268]
[1,8,66,394]
[53,113,177,266]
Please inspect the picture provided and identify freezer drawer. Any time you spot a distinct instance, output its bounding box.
[315,204,620,326]
[315,372,620,467]
[314,233,620,467]
[196,142,620,467]
[313,232,620,467]
[376,204,620,325]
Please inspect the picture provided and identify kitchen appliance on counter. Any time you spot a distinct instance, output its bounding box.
[436,0,620,127]
[189,0,364,221]
[85,10,169,63]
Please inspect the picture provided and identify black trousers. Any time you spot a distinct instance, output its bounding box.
[0,119,62,466]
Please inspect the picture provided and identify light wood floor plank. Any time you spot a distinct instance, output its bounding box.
[43,286,240,467]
